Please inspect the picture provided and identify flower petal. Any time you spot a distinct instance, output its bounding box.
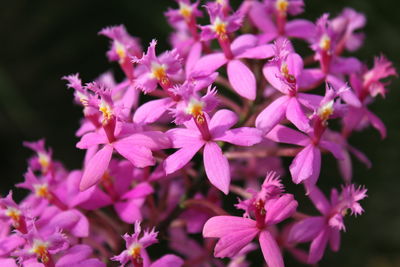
[227,59,256,100]
[289,145,321,184]
[366,110,386,139]
[236,44,275,59]
[308,229,329,264]
[285,19,315,41]
[133,98,174,125]
[215,127,263,146]
[214,229,259,258]
[164,141,203,175]
[259,230,284,267]
[288,217,325,243]
[286,97,310,132]
[203,216,257,238]
[80,145,113,191]
[203,142,230,194]
[113,140,155,168]
[209,109,238,137]
[192,52,228,76]
[265,194,298,225]
[151,255,184,267]
[266,124,309,146]
[256,96,290,134]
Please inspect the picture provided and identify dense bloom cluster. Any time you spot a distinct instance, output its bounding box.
[1,1,396,266]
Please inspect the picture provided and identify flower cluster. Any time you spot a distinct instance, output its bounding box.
[1,1,396,266]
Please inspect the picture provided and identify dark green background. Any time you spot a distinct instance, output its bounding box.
[0,0,399,266]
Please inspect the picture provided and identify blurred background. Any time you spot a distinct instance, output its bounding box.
[0,0,399,266]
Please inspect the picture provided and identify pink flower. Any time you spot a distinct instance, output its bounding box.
[203,194,298,267]
[257,39,324,134]
[289,184,367,263]
[111,221,158,266]
[14,223,69,267]
[133,40,183,95]
[249,0,315,43]
[99,25,142,80]
[193,34,275,100]
[164,109,262,194]
[331,8,366,53]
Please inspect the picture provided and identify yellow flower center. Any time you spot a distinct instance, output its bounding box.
[99,101,113,124]
[115,41,126,62]
[319,34,331,51]
[186,99,204,118]
[34,184,50,198]
[280,62,289,77]
[128,243,142,259]
[213,18,227,38]
[276,0,289,13]
[179,3,192,20]
[318,100,334,121]
[5,207,21,222]
[31,240,50,264]
[151,63,168,84]
[38,152,50,173]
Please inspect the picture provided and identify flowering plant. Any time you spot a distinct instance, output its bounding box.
[1,0,396,266]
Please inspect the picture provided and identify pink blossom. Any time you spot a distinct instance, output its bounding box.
[164,109,262,194]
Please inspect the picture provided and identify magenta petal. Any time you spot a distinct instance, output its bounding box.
[215,127,263,146]
[80,145,113,191]
[308,229,329,264]
[133,98,174,125]
[236,44,275,59]
[113,140,155,168]
[185,41,202,75]
[118,131,171,150]
[338,149,352,183]
[297,93,323,110]
[329,228,341,252]
[289,145,321,184]
[331,57,362,74]
[0,235,25,256]
[151,255,184,267]
[249,2,277,33]
[76,132,107,149]
[286,97,310,132]
[307,186,331,215]
[259,230,284,267]
[366,110,386,139]
[227,59,256,100]
[348,145,372,169]
[256,96,289,134]
[48,210,89,237]
[298,69,325,90]
[263,65,286,93]
[115,199,143,224]
[214,229,259,258]
[121,182,154,200]
[288,217,325,243]
[209,109,238,137]
[203,142,230,194]
[286,53,304,79]
[266,125,309,146]
[339,88,362,108]
[192,52,228,76]
[265,194,298,225]
[0,258,17,267]
[203,216,257,238]
[167,128,202,148]
[320,141,344,160]
[231,34,258,56]
[285,19,315,41]
[164,141,203,174]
